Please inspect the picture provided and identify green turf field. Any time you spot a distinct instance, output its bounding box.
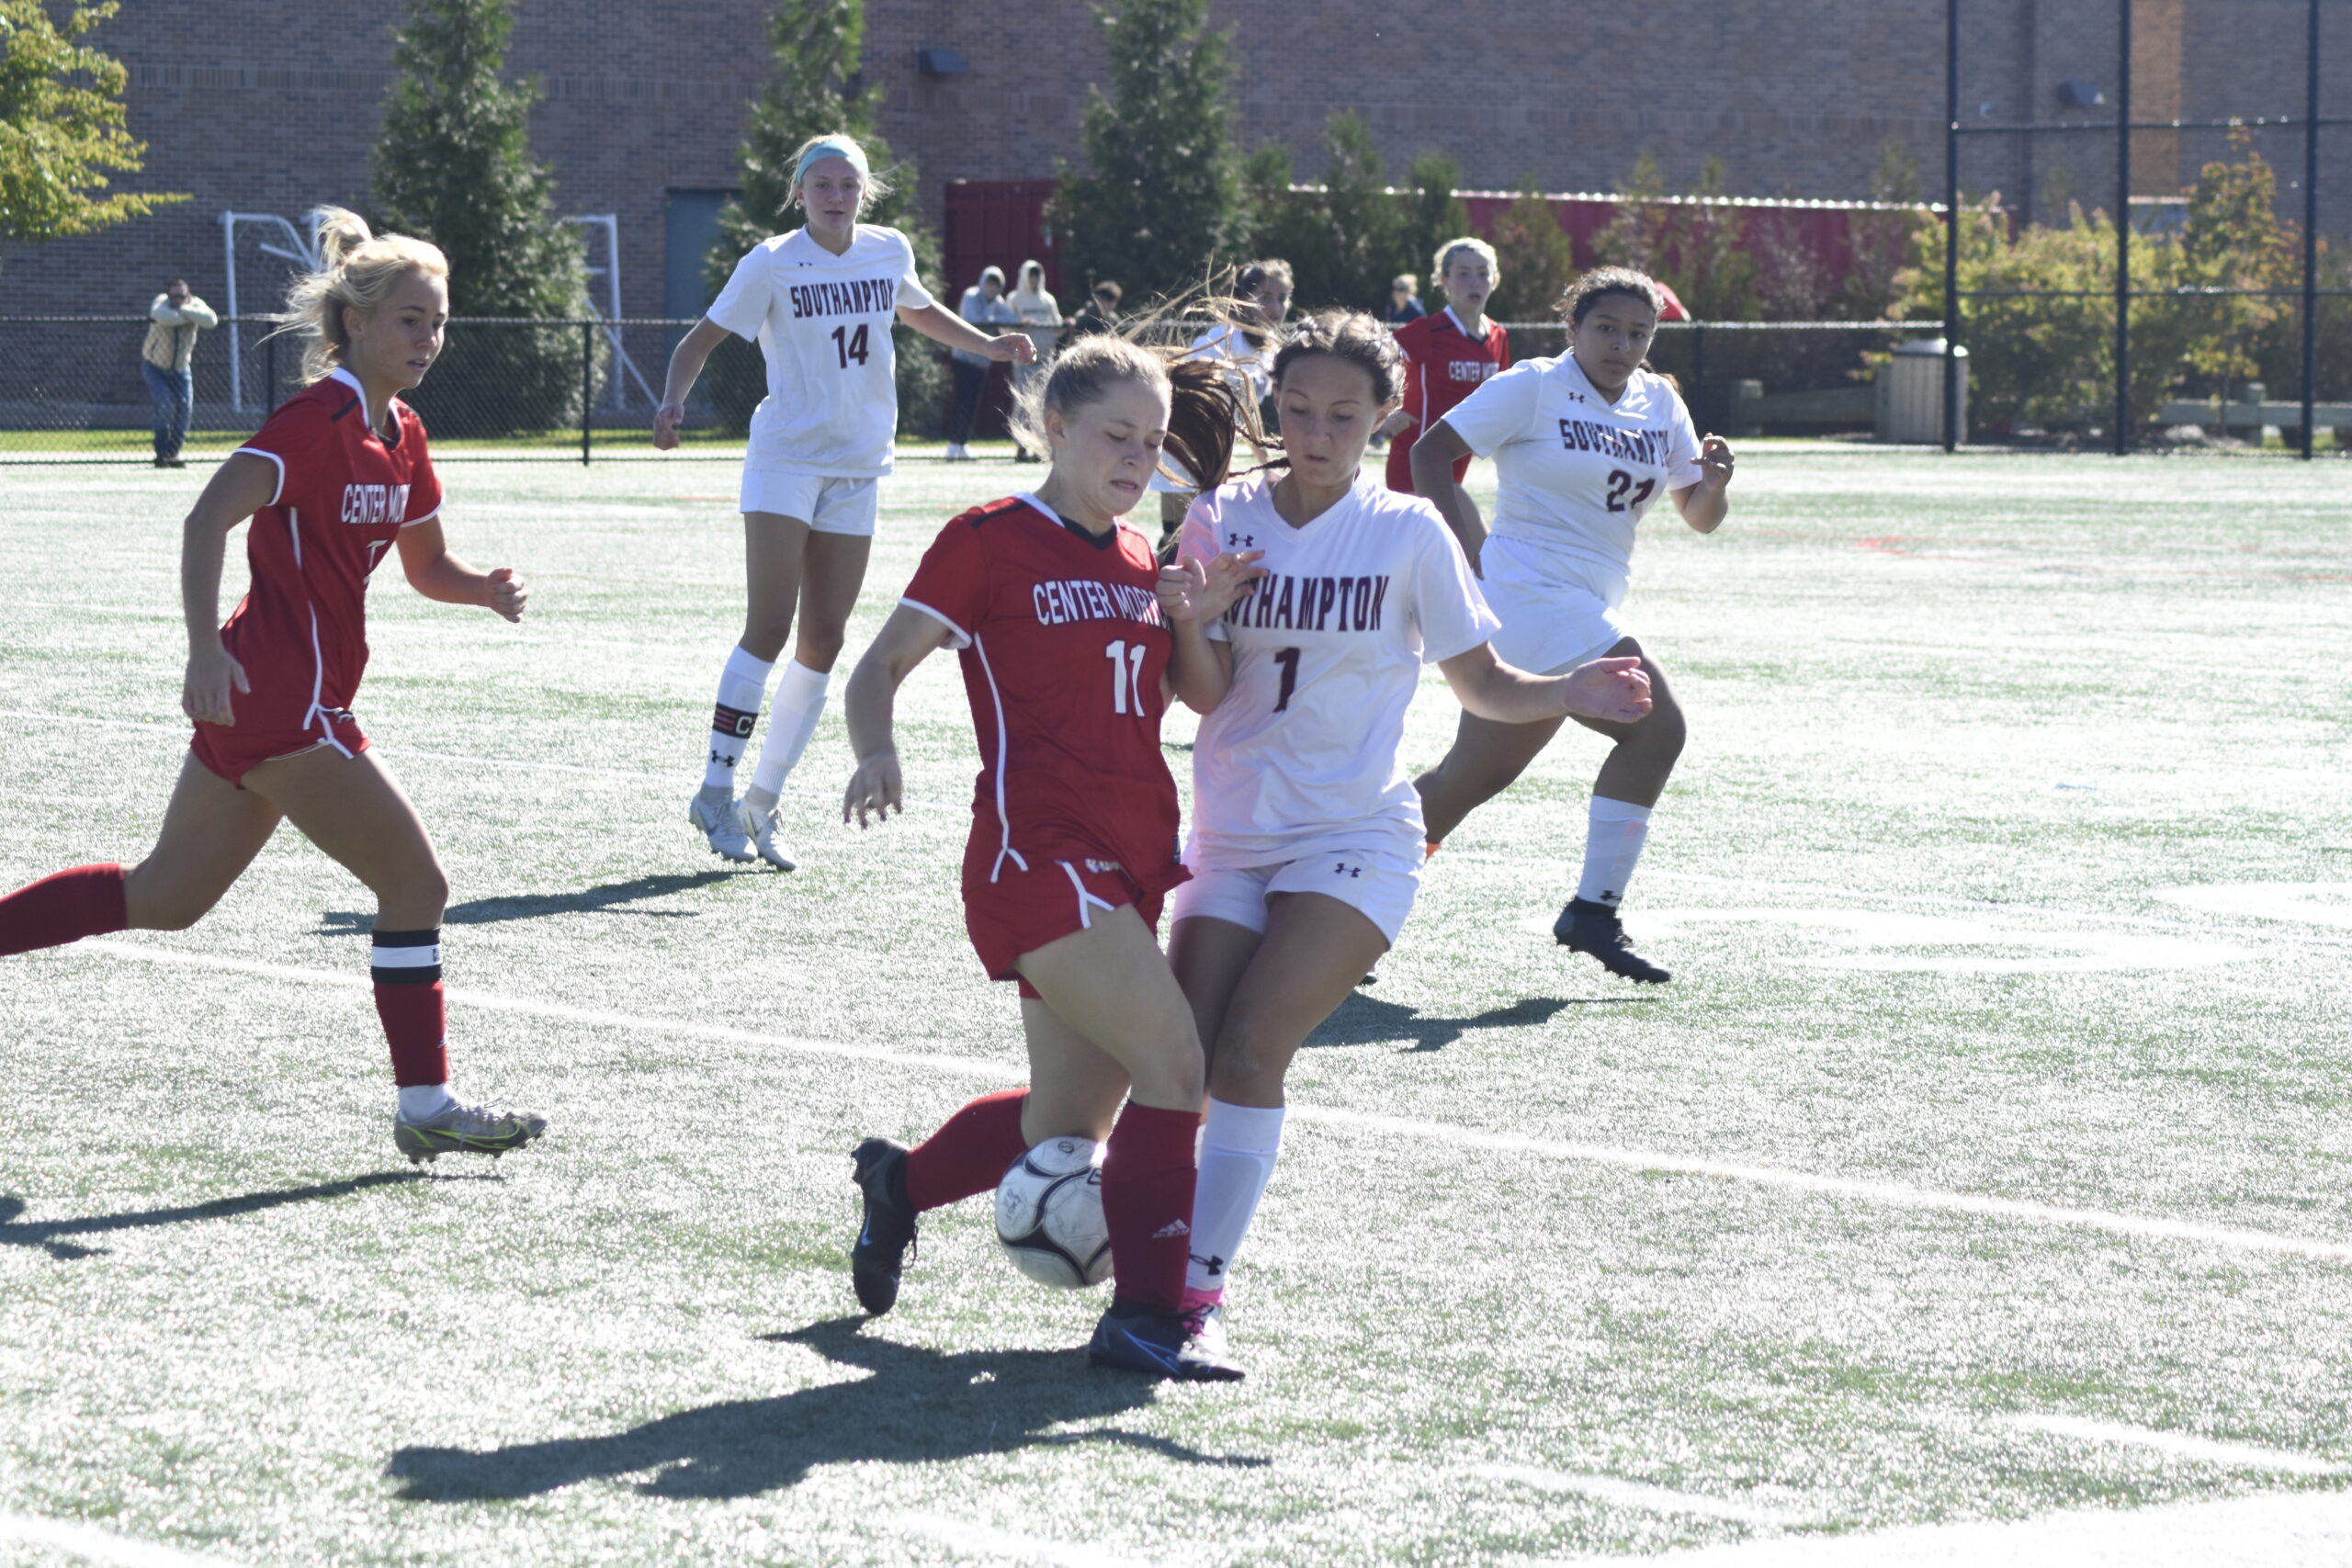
[2,446,2349,1567]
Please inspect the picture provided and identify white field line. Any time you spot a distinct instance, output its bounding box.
[0,1510,252,1568]
[1571,1485,2352,1567]
[65,939,2352,1266]
[1471,1464,1806,1527]
[891,1512,1165,1568]
[2002,1414,2350,1476]
[0,709,664,783]
[75,940,1019,1085]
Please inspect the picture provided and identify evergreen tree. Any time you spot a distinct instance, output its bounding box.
[1402,152,1472,301]
[1588,152,1671,276]
[1663,158,1757,320]
[706,0,944,434]
[0,0,185,255]
[371,0,593,434]
[1050,0,1245,304]
[1239,142,1331,304]
[1316,112,1407,311]
[1485,179,1574,326]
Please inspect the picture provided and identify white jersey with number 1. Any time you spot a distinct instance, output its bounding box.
[1180,471,1498,871]
[707,224,935,478]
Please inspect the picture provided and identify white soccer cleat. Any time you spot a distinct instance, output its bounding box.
[394,1100,548,1164]
[689,791,758,863]
[737,799,798,872]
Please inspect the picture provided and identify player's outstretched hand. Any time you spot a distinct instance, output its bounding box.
[992,333,1037,366]
[486,567,528,623]
[183,644,249,728]
[1157,549,1266,626]
[843,750,904,829]
[1556,656,1652,725]
[1698,434,1736,487]
[652,400,686,451]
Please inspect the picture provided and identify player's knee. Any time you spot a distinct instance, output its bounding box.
[796,621,848,671]
[1638,699,1687,761]
[1125,1031,1204,1108]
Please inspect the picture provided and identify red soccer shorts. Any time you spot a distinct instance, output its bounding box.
[962,834,1167,999]
[190,710,369,788]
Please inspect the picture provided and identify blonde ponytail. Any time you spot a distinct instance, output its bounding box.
[272,206,449,385]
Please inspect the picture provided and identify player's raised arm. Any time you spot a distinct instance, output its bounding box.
[842,604,956,827]
[899,299,1035,364]
[394,520,527,622]
[177,452,279,726]
[1672,434,1736,534]
[1410,418,1485,573]
[1437,642,1652,727]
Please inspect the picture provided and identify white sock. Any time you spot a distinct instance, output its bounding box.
[1576,795,1652,907]
[741,660,830,813]
[703,647,775,793]
[398,1082,456,1120]
[1185,1099,1286,1299]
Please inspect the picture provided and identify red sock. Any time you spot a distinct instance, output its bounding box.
[1101,1101,1199,1312]
[904,1089,1030,1212]
[371,928,449,1087]
[0,864,128,957]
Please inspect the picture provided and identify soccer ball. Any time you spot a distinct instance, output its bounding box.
[993,1136,1113,1290]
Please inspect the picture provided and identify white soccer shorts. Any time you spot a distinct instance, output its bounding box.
[740,468,879,536]
[1478,536,1631,675]
[1170,849,1421,946]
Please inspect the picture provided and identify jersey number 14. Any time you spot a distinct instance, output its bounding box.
[830,323,871,368]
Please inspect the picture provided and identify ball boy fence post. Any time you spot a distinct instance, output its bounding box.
[1947,0,2343,457]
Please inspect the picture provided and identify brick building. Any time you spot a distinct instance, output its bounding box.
[3,0,2341,327]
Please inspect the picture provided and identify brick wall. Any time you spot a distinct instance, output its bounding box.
[2,0,2341,330]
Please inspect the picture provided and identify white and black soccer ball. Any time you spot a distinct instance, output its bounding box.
[993,1136,1113,1290]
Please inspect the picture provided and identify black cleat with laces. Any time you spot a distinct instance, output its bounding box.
[1555,897,1672,984]
[849,1137,919,1314]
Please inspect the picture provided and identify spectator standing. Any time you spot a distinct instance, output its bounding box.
[1007,260,1061,463]
[1069,280,1123,339]
[1385,275,1426,326]
[142,277,218,468]
[949,265,1018,460]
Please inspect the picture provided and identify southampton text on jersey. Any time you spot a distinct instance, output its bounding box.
[339,482,412,525]
[786,277,900,320]
[1226,572,1391,633]
[1557,417,1670,466]
[1032,578,1166,629]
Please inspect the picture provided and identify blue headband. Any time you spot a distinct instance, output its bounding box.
[797,140,869,186]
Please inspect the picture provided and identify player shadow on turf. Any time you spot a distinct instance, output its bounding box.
[385,1314,1269,1502]
[316,871,741,934]
[0,1171,449,1260]
[1306,992,1640,1055]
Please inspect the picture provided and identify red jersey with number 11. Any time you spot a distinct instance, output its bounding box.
[899,495,1185,894]
[222,367,443,741]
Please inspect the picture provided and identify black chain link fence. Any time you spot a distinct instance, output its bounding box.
[6,310,2340,464]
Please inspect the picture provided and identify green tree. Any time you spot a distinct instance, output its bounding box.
[2165,133,2298,394]
[707,0,944,434]
[372,0,594,435]
[1485,179,1574,326]
[0,0,186,252]
[1402,152,1471,300]
[1661,158,1757,320]
[1238,113,1408,311]
[1844,137,1931,319]
[1050,0,1245,304]
[1587,151,1671,275]
[1239,142,1332,305]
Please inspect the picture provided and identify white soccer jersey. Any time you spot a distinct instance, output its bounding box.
[1441,355,1702,607]
[1181,471,1498,870]
[707,224,936,478]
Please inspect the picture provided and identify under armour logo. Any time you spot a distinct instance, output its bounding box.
[1227,533,1255,549]
[1190,1251,1227,1274]
[1565,389,1588,403]
[1334,863,1362,878]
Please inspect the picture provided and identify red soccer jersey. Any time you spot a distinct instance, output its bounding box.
[222,368,443,743]
[1386,308,1511,493]
[899,496,1185,895]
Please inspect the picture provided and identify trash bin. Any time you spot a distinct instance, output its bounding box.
[1875,339,1969,444]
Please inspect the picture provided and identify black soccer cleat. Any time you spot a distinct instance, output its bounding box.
[1087,1296,1246,1382]
[849,1137,919,1315]
[1555,897,1672,984]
